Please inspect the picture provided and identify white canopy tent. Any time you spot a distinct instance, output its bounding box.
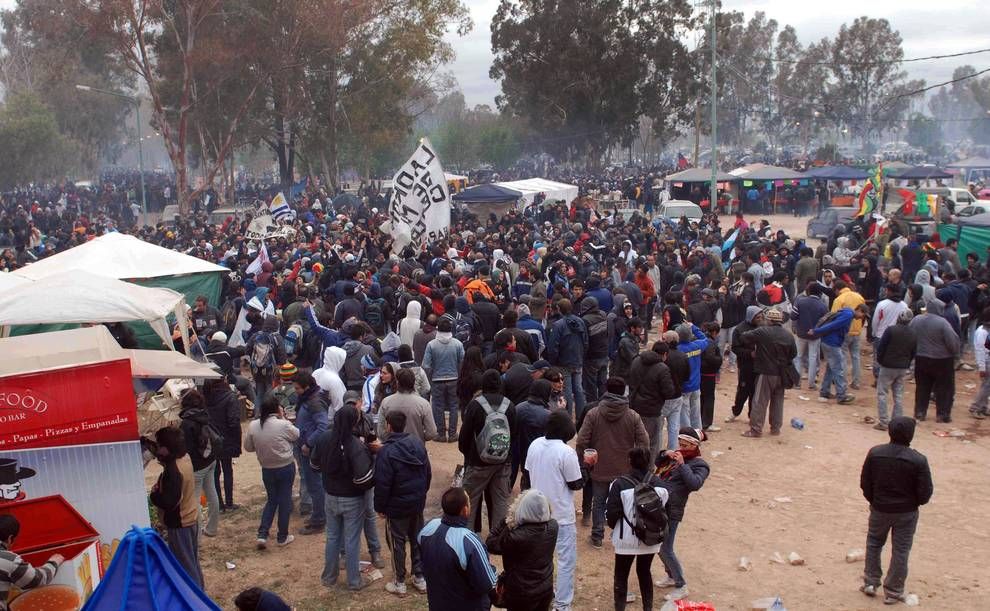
[495,178,579,207]
[0,326,220,379]
[0,270,187,348]
[12,232,226,281]
[0,272,30,292]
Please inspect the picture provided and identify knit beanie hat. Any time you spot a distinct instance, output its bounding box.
[279,363,298,380]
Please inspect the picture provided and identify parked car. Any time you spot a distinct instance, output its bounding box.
[956,202,990,218]
[655,200,703,221]
[806,207,857,240]
[918,187,979,214]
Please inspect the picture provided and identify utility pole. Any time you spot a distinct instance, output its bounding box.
[709,0,718,211]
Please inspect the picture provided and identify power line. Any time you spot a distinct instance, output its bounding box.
[698,46,990,68]
[885,66,990,102]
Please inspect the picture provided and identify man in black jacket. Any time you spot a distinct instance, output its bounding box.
[740,309,797,438]
[662,331,690,453]
[580,296,610,402]
[728,306,764,422]
[875,310,917,430]
[859,416,933,604]
[628,342,677,461]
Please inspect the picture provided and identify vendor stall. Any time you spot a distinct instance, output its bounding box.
[495,178,579,207]
[452,183,523,220]
[0,326,220,610]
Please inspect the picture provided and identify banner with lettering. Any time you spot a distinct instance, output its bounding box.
[385,139,451,254]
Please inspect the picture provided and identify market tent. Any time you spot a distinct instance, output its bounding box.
[496,178,579,207]
[882,160,912,176]
[452,183,522,203]
[444,172,469,181]
[664,167,738,182]
[0,271,184,347]
[895,165,953,180]
[0,326,221,379]
[82,526,221,611]
[729,163,805,181]
[939,215,990,263]
[0,272,30,292]
[802,166,871,180]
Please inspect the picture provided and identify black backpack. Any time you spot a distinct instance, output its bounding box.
[619,473,668,546]
[365,298,386,336]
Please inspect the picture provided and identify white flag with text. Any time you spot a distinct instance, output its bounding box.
[385,139,450,254]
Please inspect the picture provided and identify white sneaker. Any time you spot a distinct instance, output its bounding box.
[385,581,407,595]
[654,576,676,588]
[277,534,295,547]
[256,538,267,550]
[626,591,636,602]
[705,425,722,432]
[412,576,427,592]
[724,415,737,423]
[665,586,689,601]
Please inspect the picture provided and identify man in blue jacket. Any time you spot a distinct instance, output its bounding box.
[375,412,432,597]
[546,298,590,419]
[419,488,498,611]
[676,323,709,429]
[294,371,329,534]
[303,300,345,368]
[791,282,828,390]
[809,306,858,404]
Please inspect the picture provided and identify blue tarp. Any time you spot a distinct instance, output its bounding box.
[895,165,953,180]
[803,166,871,180]
[451,183,523,204]
[83,526,221,611]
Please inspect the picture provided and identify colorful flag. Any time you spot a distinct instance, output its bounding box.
[384,139,451,254]
[270,192,294,221]
[855,164,883,218]
[246,242,270,276]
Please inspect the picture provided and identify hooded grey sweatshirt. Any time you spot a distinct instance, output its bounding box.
[908,299,960,359]
[422,331,465,381]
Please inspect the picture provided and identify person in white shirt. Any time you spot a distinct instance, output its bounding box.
[871,284,909,381]
[526,411,584,611]
[970,310,990,419]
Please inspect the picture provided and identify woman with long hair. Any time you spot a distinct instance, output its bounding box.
[373,362,399,414]
[486,489,559,611]
[243,394,300,549]
[457,346,486,411]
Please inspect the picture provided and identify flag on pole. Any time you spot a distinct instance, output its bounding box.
[384,138,451,254]
[721,228,740,253]
[270,192,294,221]
[246,242,270,276]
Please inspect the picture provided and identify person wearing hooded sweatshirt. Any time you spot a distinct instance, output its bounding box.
[294,371,329,535]
[303,301,346,369]
[204,378,242,512]
[377,368,437,443]
[398,300,423,347]
[859,417,933,604]
[606,446,669,611]
[728,306,764,422]
[791,282,827,390]
[178,389,221,538]
[546,298,590,419]
[412,314,437,363]
[627,339,677,459]
[486,489,559,611]
[333,283,365,328]
[831,280,867,390]
[580,296,609,402]
[516,303,546,357]
[586,275,614,313]
[375,411,432,596]
[876,310,917,429]
[396,344,431,398]
[342,325,375,392]
[908,299,960,422]
[741,309,797,437]
[244,395,300,549]
[313,346,347,413]
[512,378,553,490]
[526,411,584,611]
[675,323,709,430]
[810,305,857,405]
[576,377,650,549]
[653,427,709,602]
[612,317,643,382]
[607,294,633,359]
[907,269,936,310]
[423,317,465,442]
[246,316,287,404]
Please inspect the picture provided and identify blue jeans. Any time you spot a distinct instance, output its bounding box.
[259,463,296,543]
[843,333,862,386]
[582,358,609,404]
[680,389,701,429]
[322,494,366,589]
[430,379,459,438]
[820,343,848,399]
[662,398,683,451]
[794,337,820,386]
[299,450,326,526]
[659,519,685,588]
[589,479,611,542]
[555,522,577,609]
[363,488,381,556]
[562,366,586,420]
[877,367,908,426]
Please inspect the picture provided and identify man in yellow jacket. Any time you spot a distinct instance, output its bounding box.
[832,280,867,389]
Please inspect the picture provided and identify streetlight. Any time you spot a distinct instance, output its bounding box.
[76,84,148,221]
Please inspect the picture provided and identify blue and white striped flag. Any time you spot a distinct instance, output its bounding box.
[722,228,740,253]
[270,192,294,221]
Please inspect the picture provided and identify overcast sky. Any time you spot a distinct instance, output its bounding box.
[446,0,989,107]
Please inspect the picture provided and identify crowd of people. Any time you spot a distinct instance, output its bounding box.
[3,169,978,609]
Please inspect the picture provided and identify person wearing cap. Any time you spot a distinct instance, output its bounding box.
[875,309,917,430]
[653,427,710,602]
[675,323,709,430]
[859,416,933,604]
[740,308,797,437]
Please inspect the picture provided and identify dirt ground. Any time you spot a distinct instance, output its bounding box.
[171,214,989,610]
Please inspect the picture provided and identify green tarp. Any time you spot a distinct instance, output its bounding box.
[938,223,990,263]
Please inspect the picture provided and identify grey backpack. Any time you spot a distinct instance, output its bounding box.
[474,395,511,464]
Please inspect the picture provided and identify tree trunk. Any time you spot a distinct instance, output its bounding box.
[325,59,340,191]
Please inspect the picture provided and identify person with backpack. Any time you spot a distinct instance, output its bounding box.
[485,489,559,611]
[243,394,300,549]
[364,284,390,338]
[452,296,483,349]
[178,389,222,538]
[525,410,584,611]
[606,446,669,611]
[458,370,517,534]
[246,317,287,404]
[653,427,710,602]
[204,377,242,513]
